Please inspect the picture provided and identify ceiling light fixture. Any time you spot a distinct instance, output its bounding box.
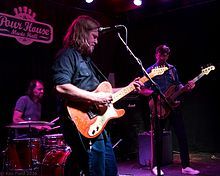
[85,0,93,3]
[133,0,142,6]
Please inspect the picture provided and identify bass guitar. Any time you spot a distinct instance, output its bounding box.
[67,66,168,138]
[149,65,215,119]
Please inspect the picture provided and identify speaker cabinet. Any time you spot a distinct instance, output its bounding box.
[109,94,150,160]
[138,130,173,166]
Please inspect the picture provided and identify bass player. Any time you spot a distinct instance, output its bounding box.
[139,44,200,175]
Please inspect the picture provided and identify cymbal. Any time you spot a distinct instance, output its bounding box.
[5,121,54,128]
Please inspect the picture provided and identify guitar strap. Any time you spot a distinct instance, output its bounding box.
[89,60,108,82]
[168,64,176,82]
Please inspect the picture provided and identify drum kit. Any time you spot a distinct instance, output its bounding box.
[2,120,71,176]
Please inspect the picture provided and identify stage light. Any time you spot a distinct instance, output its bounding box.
[133,0,142,6]
[85,0,93,3]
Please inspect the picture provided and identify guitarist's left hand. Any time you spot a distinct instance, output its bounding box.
[185,80,195,91]
[130,77,144,92]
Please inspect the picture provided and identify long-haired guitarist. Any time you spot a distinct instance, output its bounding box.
[139,44,200,175]
[52,15,143,176]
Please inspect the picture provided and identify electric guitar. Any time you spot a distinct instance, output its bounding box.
[67,66,168,138]
[149,65,215,119]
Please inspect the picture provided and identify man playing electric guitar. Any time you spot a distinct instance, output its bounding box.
[139,44,200,175]
[52,15,144,176]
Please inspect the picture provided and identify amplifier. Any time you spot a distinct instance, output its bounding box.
[138,130,173,166]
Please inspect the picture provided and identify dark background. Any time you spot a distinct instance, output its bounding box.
[0,0,219,158]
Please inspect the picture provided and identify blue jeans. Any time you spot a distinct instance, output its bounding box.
[88,134,118,176]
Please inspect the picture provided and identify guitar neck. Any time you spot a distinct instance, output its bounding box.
[192,72,205,83]
[171,72,205,100]
[112,73,154,103]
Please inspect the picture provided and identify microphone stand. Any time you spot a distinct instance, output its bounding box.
[117,31,171,176]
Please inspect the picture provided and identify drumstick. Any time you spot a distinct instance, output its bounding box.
[50,117,60,123]
[50,126,60,130]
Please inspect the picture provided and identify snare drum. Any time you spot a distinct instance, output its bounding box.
[7,138,41,170]
[41,147,71,176]
[42,133,65,149]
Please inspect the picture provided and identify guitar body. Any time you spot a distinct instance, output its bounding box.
[164,85,181,108]
[67,81,125,138]
[149,85,181,119]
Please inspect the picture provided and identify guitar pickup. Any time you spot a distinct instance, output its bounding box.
[87,111,97,119]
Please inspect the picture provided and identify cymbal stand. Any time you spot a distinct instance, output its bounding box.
[2,128,17,174]
[30,125,42,175]
[27,122,33,172]
[27,121,38,174]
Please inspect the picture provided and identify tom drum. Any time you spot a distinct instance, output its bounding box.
[42,133,66,149]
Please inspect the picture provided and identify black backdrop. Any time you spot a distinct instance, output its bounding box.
[0,0,219,156]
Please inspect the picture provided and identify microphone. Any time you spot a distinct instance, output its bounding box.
[98,25,124,33]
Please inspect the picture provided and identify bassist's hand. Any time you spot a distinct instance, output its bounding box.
[185,80,195,91]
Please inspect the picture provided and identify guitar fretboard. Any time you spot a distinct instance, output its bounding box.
[192,73,204,83]
[112,72,154,103]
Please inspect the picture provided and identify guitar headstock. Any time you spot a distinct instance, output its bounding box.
[151,66,168,76]
[201,65,215,75]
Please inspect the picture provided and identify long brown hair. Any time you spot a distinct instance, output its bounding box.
[63,15,100,55]
[26,80,44,100]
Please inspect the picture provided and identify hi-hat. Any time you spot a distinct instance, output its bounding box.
[5,121,54,128]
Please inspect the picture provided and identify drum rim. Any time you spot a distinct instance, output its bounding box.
[12,137,40,141]
[43,133,63,138]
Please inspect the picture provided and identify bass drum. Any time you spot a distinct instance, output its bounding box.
[41,147,71,176]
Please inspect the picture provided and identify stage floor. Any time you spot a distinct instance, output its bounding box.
[0,152,219,175]
[118,152,220,176]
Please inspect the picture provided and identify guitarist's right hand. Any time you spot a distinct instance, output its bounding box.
[92,92,113,106]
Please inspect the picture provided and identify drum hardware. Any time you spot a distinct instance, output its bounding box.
[1,146,9,174]
[113,138,123,149]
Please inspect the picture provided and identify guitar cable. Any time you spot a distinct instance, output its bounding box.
[77,129,92,153]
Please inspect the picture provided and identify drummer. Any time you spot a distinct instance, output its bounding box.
[12,79,51,138]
